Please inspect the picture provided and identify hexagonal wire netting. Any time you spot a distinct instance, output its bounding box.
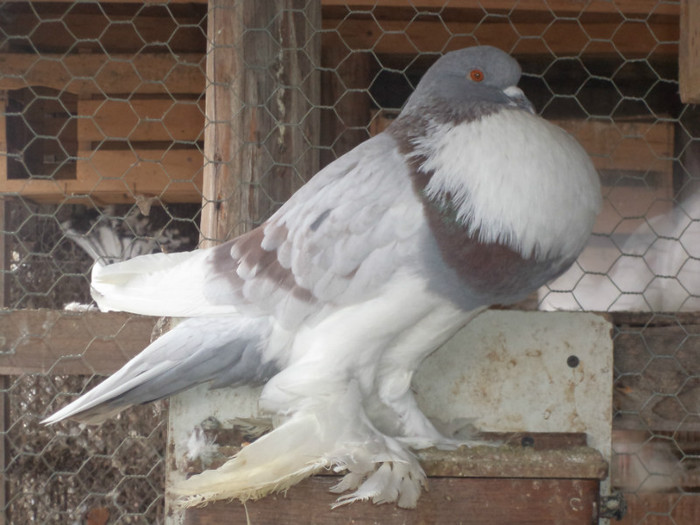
[0,0,698,523]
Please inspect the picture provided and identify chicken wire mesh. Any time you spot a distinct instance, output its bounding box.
[0,0,697,523]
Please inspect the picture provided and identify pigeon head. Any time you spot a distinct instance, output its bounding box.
[402,45,534,118]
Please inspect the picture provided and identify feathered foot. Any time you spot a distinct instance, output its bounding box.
[330,436,426,509]
[170,408,429,509]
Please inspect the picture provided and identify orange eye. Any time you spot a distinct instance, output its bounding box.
[469,69,485,82]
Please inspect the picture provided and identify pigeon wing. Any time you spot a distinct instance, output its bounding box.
[91,132,427,331]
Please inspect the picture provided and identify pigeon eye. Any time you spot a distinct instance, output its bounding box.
[469,69,485,82]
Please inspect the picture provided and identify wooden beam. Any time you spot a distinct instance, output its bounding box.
[2,0,206,3]
[0,149,203,205]
[199,0,321,244]
[0,376,7,525]
[0,54,204,96]
[0,94,6,203]
[77,99,205,143]
[184,477,601,525]
[0,164,8,525]
[0,94,7,306]
[323,15,678,58]
[0,309,156,375]
[0,0,679,17]
[416,443,606,480]
[321,0,678,15]
[0,4,206,56]
[680,0,700,103]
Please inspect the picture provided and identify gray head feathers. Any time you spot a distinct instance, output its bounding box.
[402,46,527,116]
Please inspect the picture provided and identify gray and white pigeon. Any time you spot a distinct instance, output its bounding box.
[44,46,602,508]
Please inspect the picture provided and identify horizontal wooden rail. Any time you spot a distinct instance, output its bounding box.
[0,309,158,375]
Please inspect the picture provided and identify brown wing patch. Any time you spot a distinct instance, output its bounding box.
[210,225,315,305]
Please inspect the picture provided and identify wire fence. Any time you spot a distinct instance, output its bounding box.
[0,0,697,523]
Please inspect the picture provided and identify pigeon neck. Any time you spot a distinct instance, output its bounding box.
[388,107,600,266]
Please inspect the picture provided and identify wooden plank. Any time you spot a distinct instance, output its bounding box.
[0,93,6,191]
[2,0,678,17]
[0,189,8,525]
[0,377,7,525]
[75,148,203,199]
[0,179,196,205]
[1,149,203,204]
[680,0,700,103]
[2,0,206,3]
[184,477,600,524]
[77,99,205,143]
[188,429,603,480]
[322,15,678,58]
[0,309,157,375]
[0,3,206,56]
[417,444,607,480]
[0,92,8,354]
[0,54,204,96]
[611,311,700,326]
[321,0,679,15]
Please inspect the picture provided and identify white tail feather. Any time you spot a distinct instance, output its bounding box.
[91,250,239,317]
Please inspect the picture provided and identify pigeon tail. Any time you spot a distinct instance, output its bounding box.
[42,316,275,425]
[171,382,426,509]
[90,249,239,317]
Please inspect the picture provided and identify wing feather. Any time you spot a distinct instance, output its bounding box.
[220,133,426,323]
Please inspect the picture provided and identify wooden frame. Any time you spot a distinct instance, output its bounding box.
[680,0,700,103]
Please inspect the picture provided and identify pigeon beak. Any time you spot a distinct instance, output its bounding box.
[503,86,535,114]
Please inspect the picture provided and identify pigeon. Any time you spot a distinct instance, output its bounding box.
[43,45,602,509]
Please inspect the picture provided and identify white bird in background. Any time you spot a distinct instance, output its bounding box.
[61,204,197,266]
[539,188,700,313]
[44,46,601,508]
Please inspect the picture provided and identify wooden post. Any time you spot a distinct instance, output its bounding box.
[0,372,7,525]
[680,0,700,103]
[199,0,321,246]
[0,144,9,523]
